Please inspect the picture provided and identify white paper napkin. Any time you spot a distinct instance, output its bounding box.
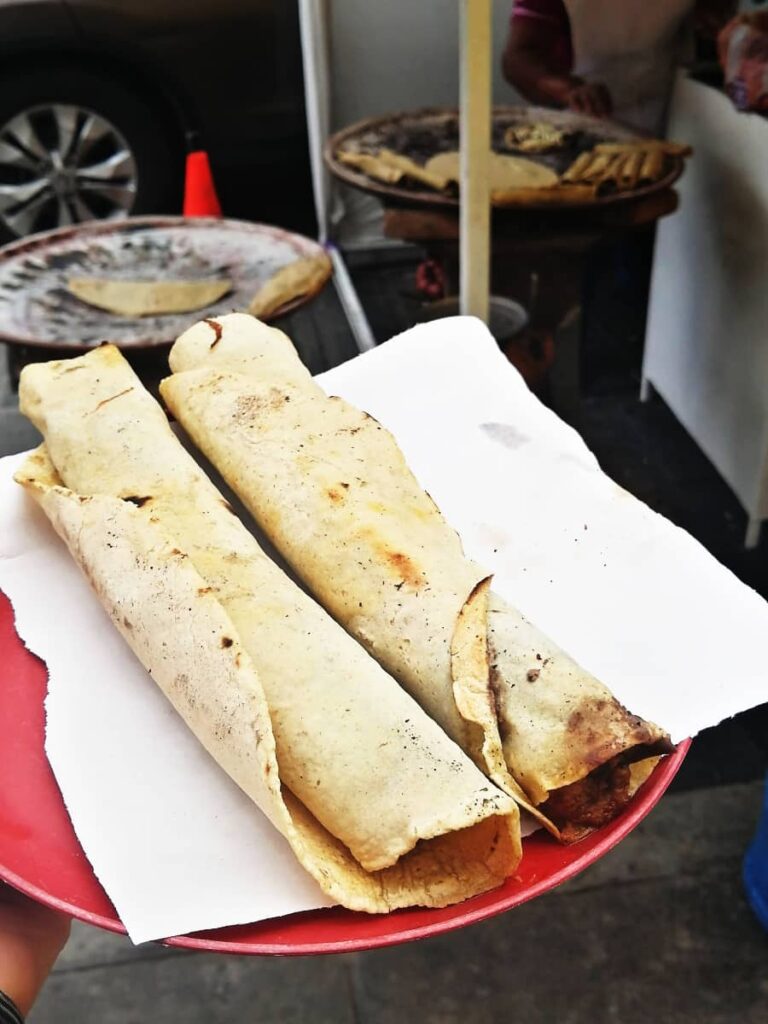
[0,452,333,944]
[319,318,768,742]
[1,316,766,944]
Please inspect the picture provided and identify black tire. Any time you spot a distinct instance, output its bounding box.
[0,63,184,241]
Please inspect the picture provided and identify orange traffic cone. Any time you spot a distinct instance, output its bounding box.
[183,150,222,217]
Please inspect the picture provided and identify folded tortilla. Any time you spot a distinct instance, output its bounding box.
[594,140,692,158]
[337,149,449,191]
[248,254,332,320]
[17,345,520,911]
[162,314,673,841]
[67,278,232,317]
[337,150,404,185]
[425,151,558,192]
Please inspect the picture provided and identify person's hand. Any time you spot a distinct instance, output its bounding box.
[565,80,613,118]
[0,884,70,1017]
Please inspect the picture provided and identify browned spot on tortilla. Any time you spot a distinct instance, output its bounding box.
[122,495,152,508]
[197,586,214,595]
[235,652,242,668]
[92,387,134,412]
[235,389,286,418]
[567,709,584,732]
[566,699,673,773]
[488,661,509,740]
[123,617,133,630]
[170,547,185,557]
[326,487,345,504]
[204,318,223,347]
[340,481,350,489]
[382,548,422,588]
[221,636,233,648]
[527,668,540,682]
[61,364,85,375]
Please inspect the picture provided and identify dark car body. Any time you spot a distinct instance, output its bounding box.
[0,0,308,159]
[0,0,314,231]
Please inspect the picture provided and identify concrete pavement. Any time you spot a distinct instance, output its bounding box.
[27,780,768,1023]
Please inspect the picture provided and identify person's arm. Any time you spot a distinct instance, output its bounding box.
[0,885,70,1019]
[502,5,613,117]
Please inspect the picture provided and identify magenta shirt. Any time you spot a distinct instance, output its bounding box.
[512,0,574,74]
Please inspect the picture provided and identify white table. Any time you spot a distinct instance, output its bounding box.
[643,72,768,547]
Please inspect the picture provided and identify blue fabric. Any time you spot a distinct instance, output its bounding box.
[744,775,768,932]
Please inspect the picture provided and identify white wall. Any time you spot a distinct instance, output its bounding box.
[329,0,518,127]
[327,0,522,242]
[643,74,768,540]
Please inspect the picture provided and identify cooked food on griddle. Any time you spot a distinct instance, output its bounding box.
[66,278,232,317]
[425,150,559,193]
[504,122,567,153]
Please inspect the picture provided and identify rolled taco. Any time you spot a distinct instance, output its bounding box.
[17,345,520,912]
[166,316,536,826]
[161,314,673,841]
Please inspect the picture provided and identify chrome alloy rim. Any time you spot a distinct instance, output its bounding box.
[0,104,138,237]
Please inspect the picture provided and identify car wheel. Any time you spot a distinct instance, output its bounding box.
[0,66,183,240]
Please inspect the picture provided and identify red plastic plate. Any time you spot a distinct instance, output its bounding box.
[0,590,689,955]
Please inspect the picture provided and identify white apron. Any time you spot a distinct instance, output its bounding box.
[564,0,694,134]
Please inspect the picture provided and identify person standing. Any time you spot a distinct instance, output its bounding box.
[502,0,733,134]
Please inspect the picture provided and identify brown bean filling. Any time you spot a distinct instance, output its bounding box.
[542,756,632,843]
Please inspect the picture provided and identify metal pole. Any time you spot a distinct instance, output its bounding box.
[298,0,331,244]
[298,0,377,352]
[459,0,492,322]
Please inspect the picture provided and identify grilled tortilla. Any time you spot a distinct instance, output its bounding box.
[503,123,566,153]
[162,314,673,842]
[425,151,558,192]
[17,345,520,911]
[66,278,232,317]
[248,253,331,320]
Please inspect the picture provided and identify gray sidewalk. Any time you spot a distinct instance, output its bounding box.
[29,781,768,1024]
